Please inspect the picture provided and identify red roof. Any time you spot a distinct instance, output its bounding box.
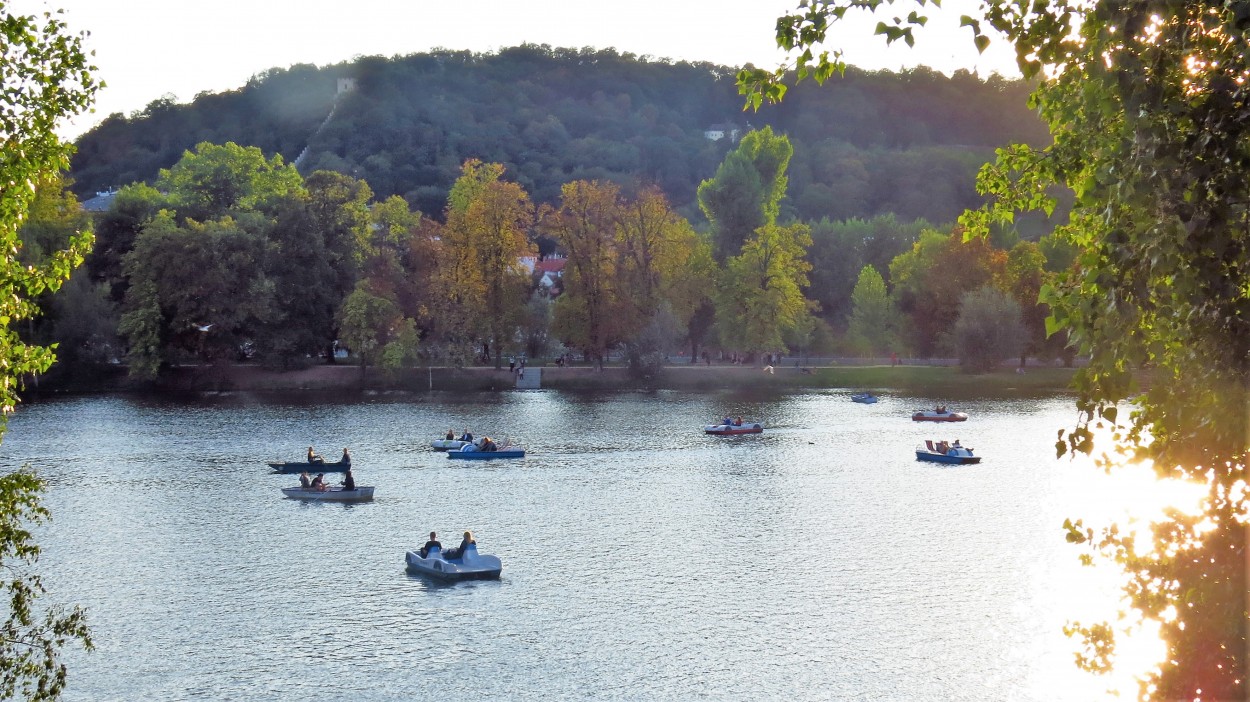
[536,258,566,274]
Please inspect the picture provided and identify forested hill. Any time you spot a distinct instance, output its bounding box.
[70,45,1047,224]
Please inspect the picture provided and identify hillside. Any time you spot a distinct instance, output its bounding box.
[70,44,1047,224]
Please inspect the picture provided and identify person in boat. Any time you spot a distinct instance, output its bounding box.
[307,446,324,464]
[341,447,351,465]
[445,429,455,441]
[480,437,497,452]
[341,468,355,491]
[299,471,311,489]
[418,531,441,558]
[735,416,743,426]
[446,530,475,559]
[311,472,326,491]
[459,430,474,442]
[722,416,732,427]
[953,439,962,449]
[936,441,950,454]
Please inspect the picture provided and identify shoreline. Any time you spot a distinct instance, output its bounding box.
[28,362,1080,398]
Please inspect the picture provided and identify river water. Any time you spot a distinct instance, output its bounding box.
[0,390,1138,700]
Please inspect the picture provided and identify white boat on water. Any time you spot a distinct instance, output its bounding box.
[431,437,483,451]
[281,486,375,503]
[405,544,502,581]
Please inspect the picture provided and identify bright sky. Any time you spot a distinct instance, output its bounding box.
[12,0,1020,139]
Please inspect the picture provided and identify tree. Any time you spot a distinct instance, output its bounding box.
[336,285,402,376]
[440,160,535,368]
[745,0,1250,696]
[845,265,899,356]
[717,222,814,355]
[697,127,793,262]
[157,141,302,222]
[950,286,1024,372]
[545,180,623,370]
[0,3,99,696]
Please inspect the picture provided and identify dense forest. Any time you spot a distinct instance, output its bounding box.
[70,45,1048,227]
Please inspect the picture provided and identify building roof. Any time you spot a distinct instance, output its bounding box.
[535,257,566,274]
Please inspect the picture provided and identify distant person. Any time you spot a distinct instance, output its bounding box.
[310,473,326,491]
[419,531,441,558]
[735,416,743,426]
[481,437,497,452]
[509,357,516,372]
[307,446,324,464]
[459,430,473,442]
[445,429,455,441]
[722,416,732,426]
[299,471,311,489]
[341,468,356,491]
[341,447,351,465]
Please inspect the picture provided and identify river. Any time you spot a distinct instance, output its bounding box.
[0,389,1138,701]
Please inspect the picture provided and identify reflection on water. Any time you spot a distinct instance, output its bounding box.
[0,390,1162,700]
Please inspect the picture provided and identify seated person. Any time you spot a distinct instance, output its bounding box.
[418,531,441,558]
[341,469,355,491]
[722,416,732,427]
[481,437,497,452]
[311,473,326,491]
[445,429,455,441]
[735,416,743,426]
[307,446,324,464]
[299,471,311,489]
[459,430,474,442]
[340,447,351,465]
[445,531,475,559]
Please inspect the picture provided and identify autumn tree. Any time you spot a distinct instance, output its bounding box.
[440,160,535,368]
[157,141,302,222]
[545,180,622,370]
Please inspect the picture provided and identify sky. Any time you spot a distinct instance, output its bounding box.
[12,0,1020,139]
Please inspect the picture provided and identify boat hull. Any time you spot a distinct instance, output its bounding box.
[281,486,375,502]
[911,412,968,422]
[704,423,763,435]
[915,450,981,464]
[851,394,878,404]
[405,548,502,581]
[269,461,350,473]
[447,449,525,460]
[432,439,479,451]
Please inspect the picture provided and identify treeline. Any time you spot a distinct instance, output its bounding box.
[71,45,1047,228]
[28,131,1073,382]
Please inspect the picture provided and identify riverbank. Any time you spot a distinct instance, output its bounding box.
[32,362,1079,397]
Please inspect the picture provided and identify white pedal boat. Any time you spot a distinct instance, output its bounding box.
[431,438,483,451]
[405,544,502,581]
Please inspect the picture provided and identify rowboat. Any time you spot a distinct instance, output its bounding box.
[269,461,351,473]
[281,486,375,502]
[406,544,502,581]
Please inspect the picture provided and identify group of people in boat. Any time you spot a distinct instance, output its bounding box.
[298,467,356,491]
[307,446,351,465]
[417,530,476,559]
[445,429,475,442]
[933,439,963,454]
[720,416,746,427]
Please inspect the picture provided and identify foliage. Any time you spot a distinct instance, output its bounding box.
[440,160,535,368]
[0,3,99,696]
[808,213,930,327]
[71,47,1046,227]
[950,286,1024,372]
[156,141,302,222]
[746,0,1250,696]
[717,222,814,354]
[845,265,899,356]
[697,127,792,262]
[336,284,401,374]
